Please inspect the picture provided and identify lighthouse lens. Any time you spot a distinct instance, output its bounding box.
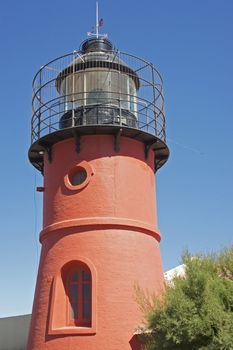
[60,69,137,114]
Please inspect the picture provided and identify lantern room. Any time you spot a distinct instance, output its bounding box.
[29,36,169,173]
[56,38,139,129]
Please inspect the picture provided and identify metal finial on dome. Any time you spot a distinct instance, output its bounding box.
[87,1,108,39]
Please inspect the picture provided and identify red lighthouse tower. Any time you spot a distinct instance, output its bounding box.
[27,31,169,350]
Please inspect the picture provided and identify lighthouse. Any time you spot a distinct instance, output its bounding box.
[27,24,169,350]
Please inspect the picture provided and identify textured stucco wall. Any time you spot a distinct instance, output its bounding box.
[27,136,164,350]
[0,315,30,350]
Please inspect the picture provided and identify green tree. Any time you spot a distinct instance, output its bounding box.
[144,246,233,350]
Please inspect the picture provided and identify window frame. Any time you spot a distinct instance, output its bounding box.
[66,265,92,327]
[48,258,97,335]
[64,160,94,191]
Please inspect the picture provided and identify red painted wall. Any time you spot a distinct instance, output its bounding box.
[27,135,164,350]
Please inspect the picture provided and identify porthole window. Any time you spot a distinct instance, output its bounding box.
[69,168,87,186]
[64,161,93,191]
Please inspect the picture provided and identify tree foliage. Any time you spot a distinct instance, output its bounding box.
[144,246,233,350]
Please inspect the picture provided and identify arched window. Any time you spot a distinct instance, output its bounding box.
[66,264,92,327]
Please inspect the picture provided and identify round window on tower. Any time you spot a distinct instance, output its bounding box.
[65,161,93,191]
[69,168,87,186]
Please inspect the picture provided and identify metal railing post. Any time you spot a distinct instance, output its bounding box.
[72,53,75,127]
[151,65,157,136]
[38,69,42,139]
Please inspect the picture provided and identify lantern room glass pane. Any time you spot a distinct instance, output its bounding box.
[60,73,84,111]
[129,77,137,113]
[110,71,121,106]
[86,70,113,105]
[59,68,137,116]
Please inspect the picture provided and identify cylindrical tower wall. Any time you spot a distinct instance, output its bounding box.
[27,136,164,350]
[42,135,158,230]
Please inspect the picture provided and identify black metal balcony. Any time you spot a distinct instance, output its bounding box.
[29,44,169,173]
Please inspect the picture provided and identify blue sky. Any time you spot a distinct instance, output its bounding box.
[0,0,232,317]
